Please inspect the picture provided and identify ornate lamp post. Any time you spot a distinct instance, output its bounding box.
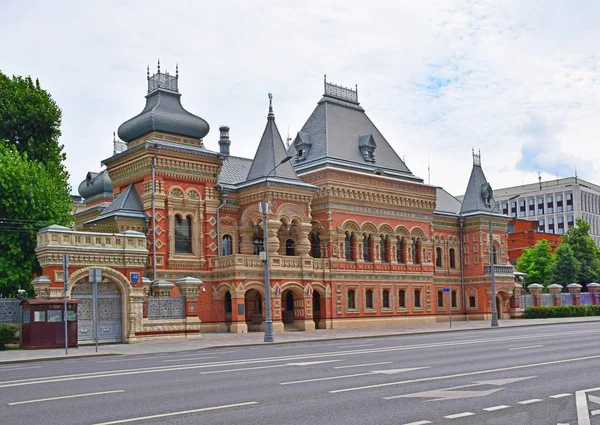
[260,155,293,343]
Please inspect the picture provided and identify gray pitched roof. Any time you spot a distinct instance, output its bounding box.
[117,72,209,143]
[78,170,113,199]
[288,94,421,182]
[245,98,303,184]
[459,161,496,216]
[435,187,463,216]
[218,156,252,186]
[85,184,146,225]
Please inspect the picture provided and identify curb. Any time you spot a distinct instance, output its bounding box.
[2,318,599,365]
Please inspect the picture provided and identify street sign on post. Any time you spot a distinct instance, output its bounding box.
[443,288,452,328]
[62,254,69,355]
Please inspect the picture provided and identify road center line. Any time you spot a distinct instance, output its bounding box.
[550,393,572,398]
[444,412,474,419]
[92,401,258,425]
[162,356,218,363]
[509,345,545,351]
[0,365,42,371]
[201,364,287,374]
[483,405,510,411]
[335,362,393,369]
[8,390,125,406]
[329,354,600,394]
[518,399,542,405]
[281,373,374,385]
[337,343,374,348]
[402,421,432,425]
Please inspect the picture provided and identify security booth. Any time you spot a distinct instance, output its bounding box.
[20,299,79,349]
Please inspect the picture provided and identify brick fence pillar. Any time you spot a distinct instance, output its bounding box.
[548,284,563,306]
[528,283,543,307]
[586,282,600,305]
[567,283,582,306]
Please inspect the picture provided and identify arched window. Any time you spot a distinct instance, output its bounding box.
[397,237,405,263]
[310,233,321,258]
[380,235,389,263]
[224,291,232,313]
[222,235,232,256]
[347,289,356,310]
[345,232,353,261]
[363,234,371,262]
[175,214,192,253]
[286,239,295,256]
[492,243,499,265]
[382,289,390,309]
[449,248,456,269]
[411,238,418,264]
[398,289,406,308]
[414,289,422,308]
[365,289,374,309]
[435,246,443,268]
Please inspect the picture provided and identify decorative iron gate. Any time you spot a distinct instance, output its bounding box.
[72,281,122,343]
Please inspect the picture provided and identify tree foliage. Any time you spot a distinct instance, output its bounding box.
[0,72,65,170]
[550,243,580,285]
[516,239,555,287]
[562,219,600,286]
[0,72,72,297]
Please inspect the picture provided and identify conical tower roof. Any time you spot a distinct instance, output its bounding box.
[245,94,303,184]
[460,150,497,216]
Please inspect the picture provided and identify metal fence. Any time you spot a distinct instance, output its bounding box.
[0,297,21,325]
[561,293,574,306]
[520,294,534,309]
[540,294,554,307]
[580,293,593,305]
[147,296,186,320]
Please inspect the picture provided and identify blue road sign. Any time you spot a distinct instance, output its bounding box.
[131,272,139,283]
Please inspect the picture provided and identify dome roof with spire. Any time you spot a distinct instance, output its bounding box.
[117,62,209,143]
[78,170,112,199]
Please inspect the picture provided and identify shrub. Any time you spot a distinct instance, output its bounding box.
[524,305,600,319]
[0,324,17,350]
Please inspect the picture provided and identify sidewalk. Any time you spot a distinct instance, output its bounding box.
[2,317,599,365]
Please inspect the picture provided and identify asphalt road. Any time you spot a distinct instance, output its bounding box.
[1,322,600,425]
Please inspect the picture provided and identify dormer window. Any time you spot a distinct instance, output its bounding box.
[358,134,376,163]
[293,132,312,162]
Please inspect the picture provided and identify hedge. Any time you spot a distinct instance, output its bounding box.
[524,305,600,319]
[0,324,17,350]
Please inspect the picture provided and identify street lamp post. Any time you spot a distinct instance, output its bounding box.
[489,194,519,327]
[261,155,293,343]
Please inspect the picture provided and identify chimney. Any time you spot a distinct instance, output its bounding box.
[219,125,231,156]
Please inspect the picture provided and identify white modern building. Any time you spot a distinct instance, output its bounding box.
[493,177,600,246]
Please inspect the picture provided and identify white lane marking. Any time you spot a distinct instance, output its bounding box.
[550,393,572,398]
[337,343,374,349]
[444,412,474,419]
[3,329,600,389]
[281,367,427,385]
[483,405,510,411]
[162,356,218,363]
[0,365,43,371]
[372,367,429,375]
[201,365,287,374]
[330,354,600,394]
[335,362,393,369]
[576,389,593,425]
[8,390,125,406]
[281,373,374,385]
[592,409,600,416]
[92,401,258,425]
[589,395,600,405]
[518,399,543,405]
[509,345,545,351]
[287,360,342,366]
[402,421,432,425]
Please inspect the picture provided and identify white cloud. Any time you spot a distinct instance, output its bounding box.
[1,0,599,197]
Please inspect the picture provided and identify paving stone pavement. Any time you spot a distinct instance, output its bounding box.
[2,317,599,365]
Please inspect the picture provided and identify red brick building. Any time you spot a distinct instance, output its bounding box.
[33,66,520,343]
[507,218,562,265]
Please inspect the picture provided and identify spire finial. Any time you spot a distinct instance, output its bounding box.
[113,131,116,142]
[147,65,150,80]
[176,63,179,79]
[157,59,160,74]
[268,93,274,119]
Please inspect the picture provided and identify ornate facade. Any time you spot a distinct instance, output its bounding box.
[35,65,520,343]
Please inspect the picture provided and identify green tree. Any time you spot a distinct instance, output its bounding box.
[562,219,600,286]
[550,243,580,286]
[0,72,65,169]
[516,239,555,288]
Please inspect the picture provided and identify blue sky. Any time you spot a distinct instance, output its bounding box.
[2,0,599,196]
